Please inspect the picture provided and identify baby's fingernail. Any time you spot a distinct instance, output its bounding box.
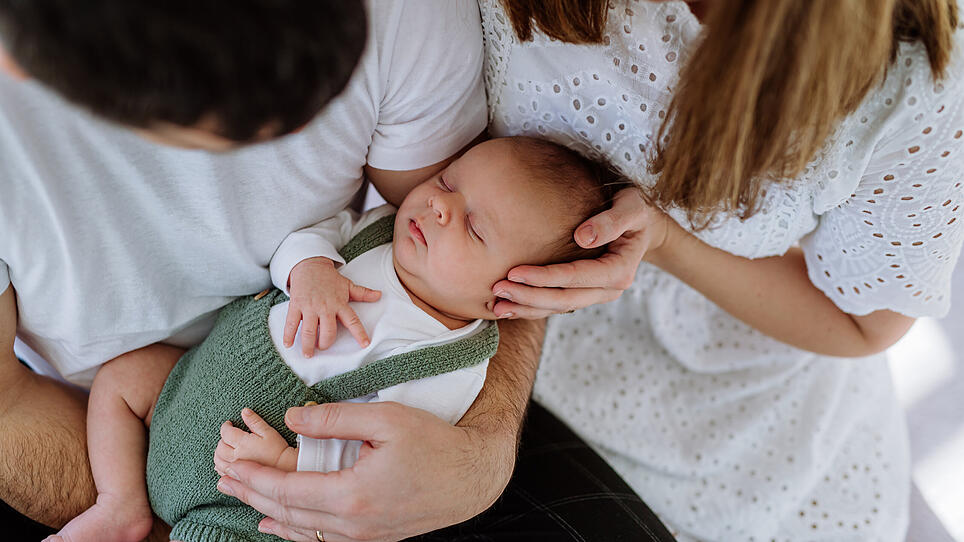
[225,467,239,480]
[217,480,235,496]
[578,225,597,246]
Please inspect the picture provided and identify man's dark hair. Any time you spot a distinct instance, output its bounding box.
[0,0,366,141]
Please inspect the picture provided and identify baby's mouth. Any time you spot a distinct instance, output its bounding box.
[409,219,427,246]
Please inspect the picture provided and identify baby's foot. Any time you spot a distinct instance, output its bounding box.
[44,493,153,542]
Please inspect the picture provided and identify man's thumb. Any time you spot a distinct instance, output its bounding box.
[285,402,388,442]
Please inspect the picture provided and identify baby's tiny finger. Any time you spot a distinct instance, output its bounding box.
[283,310,303,348]
[220,420,251,446]
[215,440,237,463]
[300,315,319,358]
[339,308,370,348]
[316,314,338,351]
[240,408,270,437]
[348,283,382,303]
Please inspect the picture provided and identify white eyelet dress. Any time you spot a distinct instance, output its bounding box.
[479,1,964,540]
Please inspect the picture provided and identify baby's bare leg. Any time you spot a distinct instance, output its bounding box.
[45,344,183,542]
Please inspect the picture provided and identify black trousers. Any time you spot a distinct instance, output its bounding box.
[1,402,674,542]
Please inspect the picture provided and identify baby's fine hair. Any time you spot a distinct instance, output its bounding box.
[507,136,630,265]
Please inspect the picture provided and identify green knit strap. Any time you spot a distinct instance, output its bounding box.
[338,213,396,263]
[304,322,499,404]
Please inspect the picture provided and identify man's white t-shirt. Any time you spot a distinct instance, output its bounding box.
[0,0,486,387]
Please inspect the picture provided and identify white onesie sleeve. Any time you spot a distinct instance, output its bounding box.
[801,74,964,318]
[296,359,489,473]
[269,204,396,294]
[365,0,486,171]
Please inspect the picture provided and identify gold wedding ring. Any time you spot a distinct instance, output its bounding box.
[315,530,326,542]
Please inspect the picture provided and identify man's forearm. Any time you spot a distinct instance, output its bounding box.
[457,318,546,448]
[0,365,96,526]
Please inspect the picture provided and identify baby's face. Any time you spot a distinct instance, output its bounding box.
[393,139,567,321]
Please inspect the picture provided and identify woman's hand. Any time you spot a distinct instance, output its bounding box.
[492,186,672,319]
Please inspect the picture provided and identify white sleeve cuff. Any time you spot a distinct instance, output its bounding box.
[296,435,362,472]
[269,233,346,294]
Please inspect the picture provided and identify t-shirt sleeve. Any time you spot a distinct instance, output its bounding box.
[365,0,487,171]
[0,260,8,296]
[801,85,964,318]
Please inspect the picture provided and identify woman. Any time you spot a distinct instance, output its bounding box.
[482,0,963,540]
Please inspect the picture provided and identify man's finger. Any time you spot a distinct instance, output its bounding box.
[218,462,349,519]
[348,283,381,303]
[284,402,397,442]
[339,308,371,348]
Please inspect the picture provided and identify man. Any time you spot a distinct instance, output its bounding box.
[0,1,673,541]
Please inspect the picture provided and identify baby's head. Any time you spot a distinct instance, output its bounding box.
[392,136,621,324]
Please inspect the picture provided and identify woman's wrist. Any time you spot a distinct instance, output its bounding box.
[641,214,685,269]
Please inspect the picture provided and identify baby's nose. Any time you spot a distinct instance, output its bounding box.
[430,195,451,225]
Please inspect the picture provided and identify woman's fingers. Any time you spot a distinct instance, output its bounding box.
[491,298,554,320]
[494,283,620,316]
[574,187,648,248]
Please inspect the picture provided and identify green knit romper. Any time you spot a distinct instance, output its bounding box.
[146,215,499,542]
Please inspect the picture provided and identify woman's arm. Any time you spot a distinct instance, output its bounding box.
[647,219,915,357]
[493,187,914,357]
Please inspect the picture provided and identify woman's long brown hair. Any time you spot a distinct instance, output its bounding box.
[503,0,959,228]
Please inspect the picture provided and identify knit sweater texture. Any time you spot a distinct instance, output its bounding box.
[146,214,499,542]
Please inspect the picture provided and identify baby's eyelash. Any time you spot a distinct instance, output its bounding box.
[438,177,453,192]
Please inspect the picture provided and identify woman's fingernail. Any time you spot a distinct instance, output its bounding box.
[578,225,597,246]
[508,276,526,284]
[217,480,235,496]
[501,312,514,319]
[495,290,511,300]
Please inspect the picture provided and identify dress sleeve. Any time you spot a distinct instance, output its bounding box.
[0,260,8,296]
[801,76,964,318]
[365,0,487,171]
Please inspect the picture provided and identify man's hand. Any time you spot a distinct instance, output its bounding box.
[491,186,670,319]
[215,401,514,542]
[215,408,297,475]
[285,257,381,357]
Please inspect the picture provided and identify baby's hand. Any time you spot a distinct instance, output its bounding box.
[215,408,298,474]
[286,256,381,357]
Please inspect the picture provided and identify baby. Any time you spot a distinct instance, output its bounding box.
[48,136,617,542]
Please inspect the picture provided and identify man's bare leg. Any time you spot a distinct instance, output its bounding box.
[45,344,182,542]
